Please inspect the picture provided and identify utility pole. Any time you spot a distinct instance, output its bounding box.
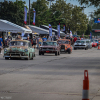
[47,0,54,8]
[29,0,30,25]
[89,12,94,28]
[80,6,86,13]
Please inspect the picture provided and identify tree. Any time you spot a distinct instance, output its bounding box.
[71,5,88,33]
[78,0,100,15]
[78,0,100,7]
[30,0,49,26]
[85,24,92,35]
[51,0,88,33]
[0,0,26,26]
[51,0,73,29]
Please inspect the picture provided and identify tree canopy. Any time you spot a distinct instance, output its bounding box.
[0,0,26,26]
[0,0,89,35]
[78,0,100,15]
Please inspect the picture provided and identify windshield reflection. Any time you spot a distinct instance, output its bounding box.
[10,41,28,46]
[42,42,57,46]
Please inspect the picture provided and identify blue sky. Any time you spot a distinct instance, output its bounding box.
[0,0,97,18]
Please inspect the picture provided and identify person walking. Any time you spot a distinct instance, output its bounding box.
[0,36,3,54]
[38,36,43,48]
[32,36,37,49]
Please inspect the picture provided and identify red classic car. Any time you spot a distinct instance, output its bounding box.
[57,39,72,54]
[91,40,97,47]
[39,41,60,56]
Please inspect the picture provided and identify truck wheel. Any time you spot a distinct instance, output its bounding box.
[85,47,88,50]
[55,52,58,56]
[31,54,33,60]
[39,51,41,55]
[68,49,71,54]
[5,57,9,60]
[42,52,44,55]
[58,51,60,55]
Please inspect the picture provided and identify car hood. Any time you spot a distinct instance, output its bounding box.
[5,46,28,52]
[74,43,86,45]
[9,46,28,49]
[60,44,69,46]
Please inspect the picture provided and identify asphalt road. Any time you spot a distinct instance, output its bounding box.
[0,47,100,100]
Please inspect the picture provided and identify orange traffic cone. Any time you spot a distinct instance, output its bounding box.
[82,70,89,100]
[98,41,100,49]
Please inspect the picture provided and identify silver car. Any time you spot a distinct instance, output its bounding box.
[74,40,88,50]
[85,39,92,49]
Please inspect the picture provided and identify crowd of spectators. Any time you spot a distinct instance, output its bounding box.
[0,33,83,54]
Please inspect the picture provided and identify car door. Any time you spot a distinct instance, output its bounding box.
[29,42,34,57]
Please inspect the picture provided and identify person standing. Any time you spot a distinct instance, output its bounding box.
[38,36,43,47]
[0,36,3,54]
[42,36,47,41]
[32,36,37,49]
[73,36,77,43]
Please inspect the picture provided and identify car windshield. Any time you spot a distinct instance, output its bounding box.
[58,40,69,44]
[95,40,98,42]
[76,41,85,43]
[91,40,94,42]
[10,41,28,46]
[86,41,89,43]
[42,42,57,46]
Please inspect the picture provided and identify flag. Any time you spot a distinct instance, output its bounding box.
[70,31,73,38]
[49,24,52,36]
[57,23,60,37]
[33,9,36,25]
[24,7,27,24]
[90,32,92,39]
[63,25,65,31]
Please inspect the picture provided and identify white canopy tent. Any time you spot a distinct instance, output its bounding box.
[0,19,32,33]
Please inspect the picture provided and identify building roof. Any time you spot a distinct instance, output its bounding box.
[28,25,49,35]
[0,19,32,33]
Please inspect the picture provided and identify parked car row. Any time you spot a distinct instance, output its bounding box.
[39,39,72,56]
[73,39,98,50]
[3,39,99,60]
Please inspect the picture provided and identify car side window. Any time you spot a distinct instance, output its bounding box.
[29,42,32,48]
[30,43,32,48]
[28,43,30,47]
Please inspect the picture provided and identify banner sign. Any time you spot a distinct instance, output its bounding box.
[70,31,72,37]
[57,23,60,37]
[24,7,27,24]
[49,24,52,36]
[63,25,65,31]
[90,32,92,39]
[33,9,36,25]
[94,18,100,23]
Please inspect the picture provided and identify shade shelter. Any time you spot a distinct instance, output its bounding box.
[28,25,49,35]
[40,25,65,36]
[0,19,32,33]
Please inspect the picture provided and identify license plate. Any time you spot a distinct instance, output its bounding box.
[61,49,64,51]
[46,51,50,53]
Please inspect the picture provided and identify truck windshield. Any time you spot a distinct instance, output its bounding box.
[42,42,57,46]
